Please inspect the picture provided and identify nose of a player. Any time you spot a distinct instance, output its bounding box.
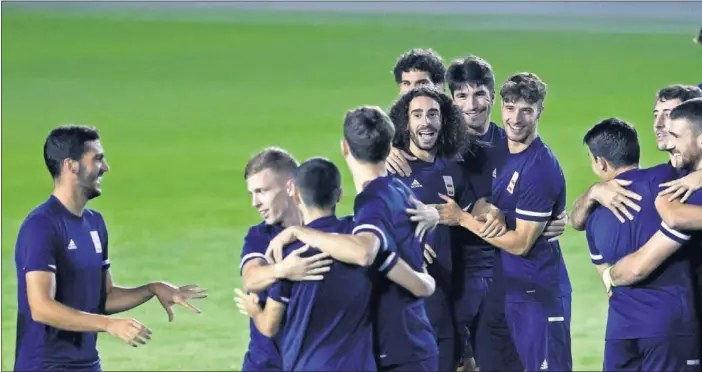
[102,161,110,174]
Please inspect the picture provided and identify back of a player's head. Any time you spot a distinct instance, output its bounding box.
[43,125,101,180]
[499,72,548,105]
[655,84,702,103]
[294,157,341,210]
[446,55,495,97]
[244,147,299,180]
[388,86,471,156]
[670,97,702,135]
[696,26,702,46]
[583,118,640,169]
[393,48,446,85]
[343,106,395,164]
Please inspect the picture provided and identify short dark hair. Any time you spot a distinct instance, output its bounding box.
[655,84,702,103]
[695,26,702,45]
[499,72,548,105]
[343,106,395,164]
[670,97,702,134]
[244,147,299,180]
[583,118,640,169]
[294,157,341,209]
[388,86,475,157]
[43,125,101,179]
[393,48,446,85]
[446,55,495,97]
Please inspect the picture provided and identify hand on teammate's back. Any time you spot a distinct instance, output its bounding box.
[385,147,416,177]
[148,282,208,322]
[105,317,152,347]
[276,245,333,282]
[659,169,702,203]
[592,179,642,222]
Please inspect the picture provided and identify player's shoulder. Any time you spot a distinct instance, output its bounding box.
[523,139,564,181]
[644,162,678,181]
[245,221,278,239]
[587,205,626,236]
[20,198,62,230]
[337,215,356,233]
[686,189,702,206]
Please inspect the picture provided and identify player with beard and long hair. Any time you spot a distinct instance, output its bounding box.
[388,86,483,372]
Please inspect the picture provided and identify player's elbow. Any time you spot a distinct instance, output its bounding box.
[661,213,683,231]
[258,322,280,338]
[29,299,53,325]
[411,273,435,298]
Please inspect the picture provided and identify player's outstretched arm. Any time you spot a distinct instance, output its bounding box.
[606,229,689,288]
[570,180,642,230]
[658,169,702,203]
[26,271,152,347]
[656,196,702,231]
[104,270,207,321]
[234,288,286,338]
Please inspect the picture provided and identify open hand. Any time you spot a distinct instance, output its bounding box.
[149,282,207,322]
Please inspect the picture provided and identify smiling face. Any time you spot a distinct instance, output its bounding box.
[653,97,682,151]
[501,98,541,144]
[408,96,442,151]
[246,168,293,225]
[667,117,702,171]
[452,83,492,134]
[73,140,109,200]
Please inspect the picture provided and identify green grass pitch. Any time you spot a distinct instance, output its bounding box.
[1,6,699,371]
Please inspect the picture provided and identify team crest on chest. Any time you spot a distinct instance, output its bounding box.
[442,175,455,197]
[90,231,103,254]
[506,171,519,194]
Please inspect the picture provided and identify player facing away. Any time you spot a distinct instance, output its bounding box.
[393,48,446,96]
[264,106,439,371]
[239,148,334,372]
[581,118,700,371]
[434,73,573,371]
[235,157,376,371]
[14,125,206,372]
[570,84,702,231]
[387,86,476,372]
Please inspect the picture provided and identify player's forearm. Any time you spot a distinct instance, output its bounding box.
[242,264,280,293]
[609,232,683,286]
[31,299,111,333]
[458,213,531,256]
[658,202,702,231]
[471,197,493,218]
[294,227,376,267]
[570,186,598,231]
[386,259,435,298]
[251,312,281,338]
[104,284,155,315]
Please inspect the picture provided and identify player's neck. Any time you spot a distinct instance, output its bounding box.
[52,185,88,217]
[351,162,387,194]
[281,204,302,228]
[507,131,538,154]
[301,208,334,225]
[610,164,639,179]
[409,142,437,163]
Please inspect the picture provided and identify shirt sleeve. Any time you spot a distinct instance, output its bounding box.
[658,221,692,244]
[239,227,269,275]
[267,279,292,305]
[586,210,622,265]
[18,215,59,274]
[353,193,398,276]
[515,157,559,222]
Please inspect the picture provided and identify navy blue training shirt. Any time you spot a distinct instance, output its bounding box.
[586,165,697,340]
[491,137,572,301]
[352,176,438,367]
[268,215,375,371]
[239,222,285,370]
[14,195,110,371]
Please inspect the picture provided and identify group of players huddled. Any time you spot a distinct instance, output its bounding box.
[11,34,702,372]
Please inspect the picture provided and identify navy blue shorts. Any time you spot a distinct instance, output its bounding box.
[473,281,522,372]
[604,335,700,371]
[378,356,439,372]
[454,276,491,359]
[504,295,572,372]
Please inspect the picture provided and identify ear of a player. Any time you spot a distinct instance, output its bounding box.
[340,139,349,158]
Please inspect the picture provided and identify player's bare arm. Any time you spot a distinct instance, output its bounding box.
[269,226,379,268]
[656,195,702,230]
[104,270,207,321]
[234,289,286,338]
[26,271,152,347]
[570,180,642,230]
[471,197,567,240]
[593,264,612,295]
[385,147,416,177]
[243,246,332,292]
[428,194,507,239]
[605,232,684,288]
[386,256,436,298]
[659,169,702,203]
